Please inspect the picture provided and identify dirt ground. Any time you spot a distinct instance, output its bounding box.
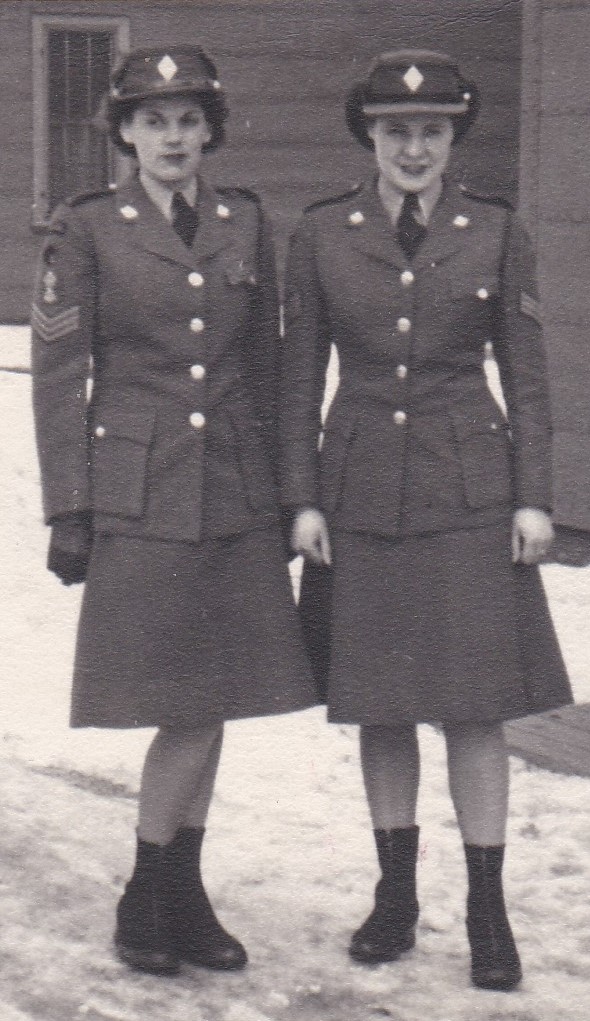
[2,368,590,1021]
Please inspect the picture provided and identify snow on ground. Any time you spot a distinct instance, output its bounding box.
[1,366,590,1020]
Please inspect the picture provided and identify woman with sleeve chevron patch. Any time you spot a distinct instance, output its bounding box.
[31,43,316,977]
[281,48,572,992]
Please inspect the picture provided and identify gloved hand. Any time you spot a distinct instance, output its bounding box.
[48,512,93,585]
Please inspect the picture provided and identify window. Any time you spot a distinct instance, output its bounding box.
[32,15,129,226]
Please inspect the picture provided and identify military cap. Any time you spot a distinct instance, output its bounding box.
[106,44,228,154]
[345,49,479,149]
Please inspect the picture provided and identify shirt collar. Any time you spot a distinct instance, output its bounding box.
[377,176,443,226]
[138,172,198,221]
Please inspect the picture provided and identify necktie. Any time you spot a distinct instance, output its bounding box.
[397,192,427,260]
[171,191,199,248]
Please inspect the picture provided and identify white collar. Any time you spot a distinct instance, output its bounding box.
[138,172,198,221]
[377,177,442,226]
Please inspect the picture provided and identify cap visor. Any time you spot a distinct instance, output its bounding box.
[362,101,468,116]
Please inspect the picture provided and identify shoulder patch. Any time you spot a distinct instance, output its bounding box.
[304,183,362,214]
[216,185,261,206]
[66,185,116,208]
[520,292,542,326]
[459,184,513,211]
[31,302,80,343]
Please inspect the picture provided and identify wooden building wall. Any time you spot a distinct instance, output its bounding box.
[0,0,521,322]
[520,0,590,530]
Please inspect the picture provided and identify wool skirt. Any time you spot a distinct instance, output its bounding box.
[299,522,572,725]
[71,526,317,728]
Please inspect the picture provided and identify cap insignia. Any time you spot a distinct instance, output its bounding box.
[120,204,139,221]
[157,55,178,81]
[403,65,424,93]
[453,214,470,228]
[348,210,365,226]
[216,203,231,219]
[212,80,221,90]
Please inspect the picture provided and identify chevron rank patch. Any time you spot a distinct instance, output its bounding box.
[31,302,80,343]
[520,292,542,326]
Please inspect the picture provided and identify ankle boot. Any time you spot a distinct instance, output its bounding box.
[349,826,419,964]
[167,827,247,970]
[464,843,522,991]
[115,836,179,975]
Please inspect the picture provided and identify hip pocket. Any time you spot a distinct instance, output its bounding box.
[451,408,513,509]
[90,406,155,518]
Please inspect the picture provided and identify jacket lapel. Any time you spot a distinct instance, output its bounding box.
[346,183,408,271]
[114,175,232,270]
[345,179,476,272]
[191,178,235,262]
[412,181,473,271]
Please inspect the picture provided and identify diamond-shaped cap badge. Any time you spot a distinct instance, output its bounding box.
[157,55,178,81]
[403,65,424,93]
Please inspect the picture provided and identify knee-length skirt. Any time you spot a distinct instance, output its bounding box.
[71,526,317,728]
[299,522,572,725]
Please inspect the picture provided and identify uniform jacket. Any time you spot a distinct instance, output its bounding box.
[32,174,281,544]
[280,179,552,538]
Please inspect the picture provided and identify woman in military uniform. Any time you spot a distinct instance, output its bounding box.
[31,44,315,977]
[281,49,572,991]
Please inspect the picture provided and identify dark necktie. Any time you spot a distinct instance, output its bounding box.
[171,191,199,248]
[397,192,427,260]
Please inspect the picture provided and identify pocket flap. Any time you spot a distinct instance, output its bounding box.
[91,406,155,445]
[450,407,506,442]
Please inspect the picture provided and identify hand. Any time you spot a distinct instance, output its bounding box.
[291,508,332,566]
[511,507,554,565]
[48,513,93,585]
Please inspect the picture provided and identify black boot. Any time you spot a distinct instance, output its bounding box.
[349,826,419,964]
[115,836,179,975]
[464,843,522,991]
[167,827,247,970]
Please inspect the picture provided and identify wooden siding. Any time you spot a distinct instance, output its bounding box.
[521,0,590,531]
[0,0,521,320]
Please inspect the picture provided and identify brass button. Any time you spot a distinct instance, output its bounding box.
[189,412,206,430]
[400,270,414,287]
[188,272,204,288]
[190,364,206,381]
[397,317,411,333]
[94,425,106,438]
[393,410,407,426]
[190,317,205,333]
[396,364,408,380]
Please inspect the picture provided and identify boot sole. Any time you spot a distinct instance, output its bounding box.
[472,967,523,992]
[349,931,416,965]
[115,937,180,976]
[181,951,248,971]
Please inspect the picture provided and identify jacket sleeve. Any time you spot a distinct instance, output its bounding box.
[31,205,96,523]
[244,205,282,483]
[493,212,553,511]
[279,214,332,509]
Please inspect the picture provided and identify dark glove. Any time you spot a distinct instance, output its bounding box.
[48,513,93,585]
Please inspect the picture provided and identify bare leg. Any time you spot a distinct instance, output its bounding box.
[444,722,509,845]
[360,724,420,829]
[138,724,223,846]
[182,727,223,829]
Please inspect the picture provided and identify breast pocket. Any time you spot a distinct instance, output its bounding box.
[90,406,155,518]
[449,275,498,343]
[451,408,513,509]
